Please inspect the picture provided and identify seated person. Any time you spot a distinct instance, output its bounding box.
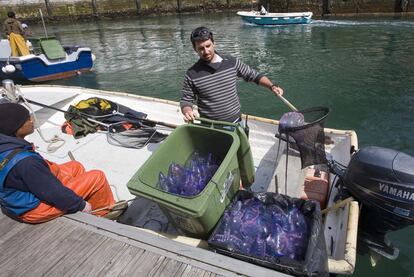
[260,5,268,15]
[0,103,117,223]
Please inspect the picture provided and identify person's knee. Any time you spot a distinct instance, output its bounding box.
[67,160,85,173]
[88,169,109,186]
[89,169,105,177]
[67,160,83,168]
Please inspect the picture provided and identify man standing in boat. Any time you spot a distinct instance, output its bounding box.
[0,103,118,223]
[2,11,30,56]
[260,5,268,15]
[180,26,284,123]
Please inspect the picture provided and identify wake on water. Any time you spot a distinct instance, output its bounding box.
[312,19,414,27]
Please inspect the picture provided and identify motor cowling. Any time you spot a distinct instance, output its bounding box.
[343,146,414,258]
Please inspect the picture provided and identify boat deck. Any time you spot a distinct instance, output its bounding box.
[0,210,288,277]
[0,85,358,276]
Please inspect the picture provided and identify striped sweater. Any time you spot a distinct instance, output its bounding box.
[180,54,263,122]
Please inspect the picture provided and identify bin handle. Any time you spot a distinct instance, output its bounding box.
[192,117,239,131]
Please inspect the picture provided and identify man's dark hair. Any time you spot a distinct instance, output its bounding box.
[7,11,16,18]
[190,27,214,48]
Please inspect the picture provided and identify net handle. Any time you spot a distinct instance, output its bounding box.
[276,93,298,111]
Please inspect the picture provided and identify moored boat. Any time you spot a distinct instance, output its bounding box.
[237,11,313,25]
[0,82,359,275]
[0,37,94,83]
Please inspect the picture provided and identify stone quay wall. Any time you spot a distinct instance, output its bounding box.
[0,0,412,22]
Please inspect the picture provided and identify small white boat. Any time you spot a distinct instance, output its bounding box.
[0,83,359,275]
[237,11,313,25]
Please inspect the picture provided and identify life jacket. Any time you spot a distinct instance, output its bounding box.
[0,148,41,216]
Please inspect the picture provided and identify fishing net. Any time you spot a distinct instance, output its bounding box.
[106,127,167,149]
[278,107,330,169]
[276,107,330,194]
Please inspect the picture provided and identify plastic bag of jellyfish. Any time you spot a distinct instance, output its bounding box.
[208,191,328,277]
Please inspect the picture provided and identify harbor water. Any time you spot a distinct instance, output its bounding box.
[26,13,414,276]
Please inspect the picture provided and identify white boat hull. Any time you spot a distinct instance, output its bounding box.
[3,84,358,275]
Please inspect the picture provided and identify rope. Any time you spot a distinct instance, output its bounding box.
[322,197,354,215]
[90,198,136,214]
[17,86,66,153]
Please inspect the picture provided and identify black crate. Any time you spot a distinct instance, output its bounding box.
[207,190,328,277]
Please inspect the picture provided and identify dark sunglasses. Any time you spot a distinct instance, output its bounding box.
[191,29,212,41]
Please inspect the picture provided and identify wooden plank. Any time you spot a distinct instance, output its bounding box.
[0,211,283,276]
[147,255,172,276]
[153,258,183,276]
[96,245,145,276]
[118,250,164,276]
[132,251,166,276]
[64,213,288,277]
[202,271,213,277]
[172,262,190,276]
[185,265,208,277]
[180,264,195,276]
[69,237,127,275]
[0,216,28,244]
[47,232,107,276]
[0,220,67,267]
[17,226,104,276]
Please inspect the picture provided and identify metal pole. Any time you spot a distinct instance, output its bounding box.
[39,9,48,38]
[322,0,331,15]
[44,0,53,17]
[135,0,141,15]
[91,0,98,17]
[177,0,182,13]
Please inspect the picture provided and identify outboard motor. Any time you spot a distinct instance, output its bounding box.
[343,146,414,259]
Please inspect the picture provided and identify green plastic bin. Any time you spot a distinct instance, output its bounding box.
[127,119,242,239]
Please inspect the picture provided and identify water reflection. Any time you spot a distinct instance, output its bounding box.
[24,14,414,156]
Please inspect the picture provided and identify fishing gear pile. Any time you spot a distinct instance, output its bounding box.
[62,97,167,149]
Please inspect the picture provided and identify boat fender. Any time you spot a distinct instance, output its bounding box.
[91,53,96,61]
[1,64,16,74]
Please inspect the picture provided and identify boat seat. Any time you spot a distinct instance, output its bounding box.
[40,38,66,60]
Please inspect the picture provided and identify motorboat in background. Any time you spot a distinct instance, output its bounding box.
[0,37,94,82]
[237,11,313,25]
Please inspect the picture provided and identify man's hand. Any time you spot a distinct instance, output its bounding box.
[82,201,92,213]
[182,106,196,122]
[271,85,284,96]
[258,76,284,97]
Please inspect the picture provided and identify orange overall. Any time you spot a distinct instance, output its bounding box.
[20,160,115,223]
